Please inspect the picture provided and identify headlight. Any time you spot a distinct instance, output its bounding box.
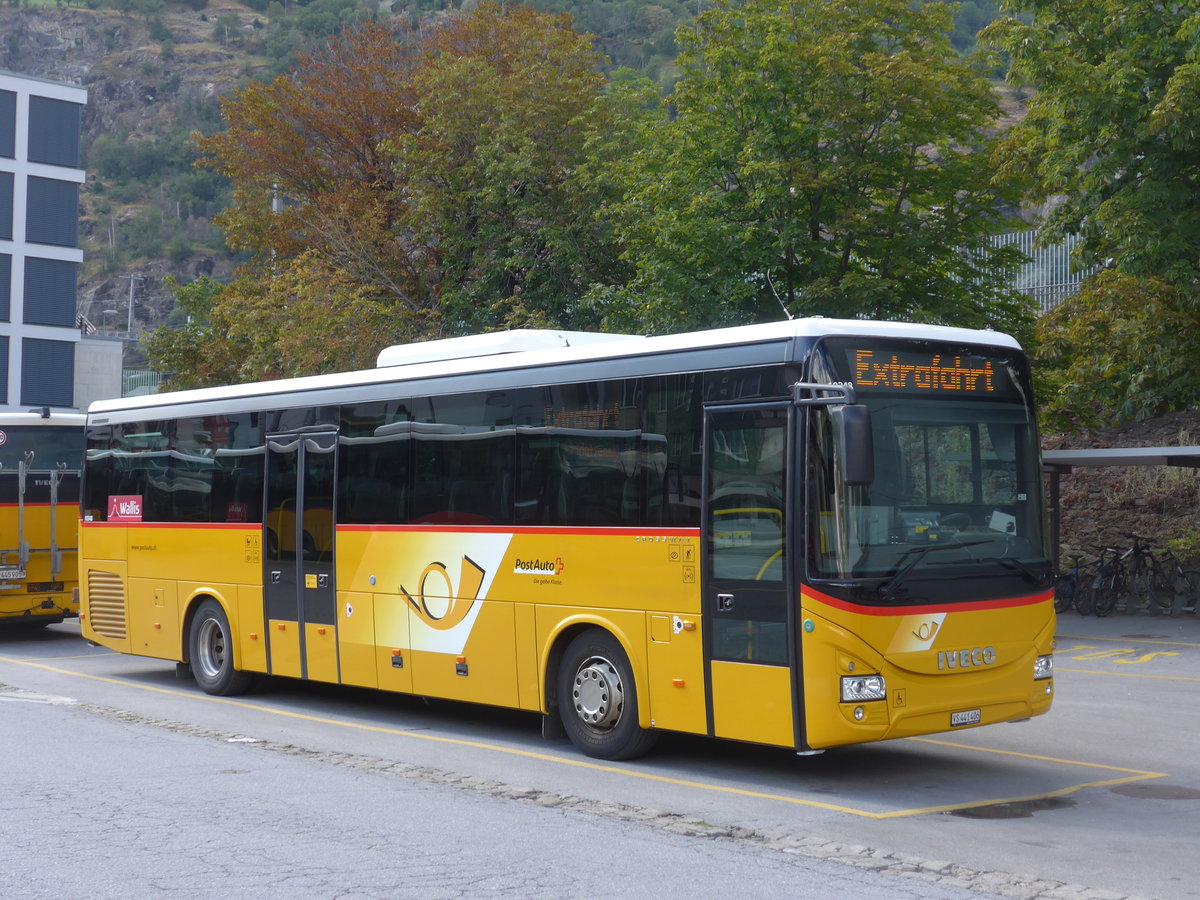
[1034,655,1053,681]
[841,674,886,702]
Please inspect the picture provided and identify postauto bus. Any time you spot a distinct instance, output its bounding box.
[79,320,1054,759]
[0,410,84,626]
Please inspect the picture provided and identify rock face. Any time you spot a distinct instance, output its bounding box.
[0,4,249,359]
[1044,410,1200,568]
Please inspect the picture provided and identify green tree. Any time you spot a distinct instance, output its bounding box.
[404,2,628,333]
[984,3,1200,285]
[143,276,246,390]
[194,20,440,362]
[1035,272,1200,430]
[188,6,630,384]
[594,0,1032,338]
[984,3,1200,423]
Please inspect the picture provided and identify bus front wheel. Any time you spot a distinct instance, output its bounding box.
[557,629,657,761]
[188,599,253,696]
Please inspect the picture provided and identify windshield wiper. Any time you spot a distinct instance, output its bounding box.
[985,555,1052,587]
[875,539,992,602]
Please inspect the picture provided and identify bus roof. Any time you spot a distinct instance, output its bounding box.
[87,318,1021,421]
[0,411,87,427]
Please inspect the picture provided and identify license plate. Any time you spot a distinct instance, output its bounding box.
[951,708,981,727]
[0,566,26,581]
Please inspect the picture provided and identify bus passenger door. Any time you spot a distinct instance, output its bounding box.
[704,405,797,748]
[264,432,338,682]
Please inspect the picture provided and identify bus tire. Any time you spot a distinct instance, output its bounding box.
[188,599,253,696]
[557,629,657,761]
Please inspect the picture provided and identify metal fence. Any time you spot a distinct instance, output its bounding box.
[122,369,162,397]
[989,230,1093,312]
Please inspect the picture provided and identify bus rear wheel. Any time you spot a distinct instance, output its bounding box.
[557,629,657,761]
[188,599,253,696]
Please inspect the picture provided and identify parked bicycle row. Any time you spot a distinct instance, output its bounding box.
[1055,535,1200,617]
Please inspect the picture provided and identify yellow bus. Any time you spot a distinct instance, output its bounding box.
[79,320,1054,759]
[0,411,84,627]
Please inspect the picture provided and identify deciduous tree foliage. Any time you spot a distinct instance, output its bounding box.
[166,5,624,385]
[590,0,1032,338]
[984,2,1200,285]
[402,2,623,333]
[985,3,1200,423]
[1034,272,1200,430]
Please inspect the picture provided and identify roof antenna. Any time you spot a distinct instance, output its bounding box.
[766,269,793,320]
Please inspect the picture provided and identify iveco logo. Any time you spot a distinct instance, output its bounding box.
[937,646,997,670]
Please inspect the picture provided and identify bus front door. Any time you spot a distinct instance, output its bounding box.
[704,405,797,748]
[264,432,338,682]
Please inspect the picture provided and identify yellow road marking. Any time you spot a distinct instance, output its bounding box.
[1058,633,1200,648]
[0,653,1167,820]
[1057,666,1200,682]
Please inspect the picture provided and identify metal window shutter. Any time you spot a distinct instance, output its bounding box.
[27,97,81,168]
[0,90,14,159]
[21,338,74,408]
[25,177,78,247]
[23,257,77,327]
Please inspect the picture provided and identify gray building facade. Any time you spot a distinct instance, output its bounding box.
[0,70,87,411]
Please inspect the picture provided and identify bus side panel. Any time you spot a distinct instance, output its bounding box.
[337,590,377,688]
[126,579,179,659]
[236,583,267,674]
[801,591,1055,749]
[268,619,302,678]
[336,527,701,715]
[129,526,261,585]
[645,614,707,735]
[80,522,127,561]
[514,601,539,711]
[372,592,413,694]
[81,558,130,653]
[411,600,518,707]
[710,660,795,746]
[305,621,339,683]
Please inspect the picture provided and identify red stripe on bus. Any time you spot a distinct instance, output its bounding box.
[802,584,1053,615]
[337,524,702,537]
[80,521,256,530]
[79,521,702,538]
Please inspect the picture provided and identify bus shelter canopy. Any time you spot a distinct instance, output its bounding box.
[1043,446,1200,472]
[1042,446,1200,570]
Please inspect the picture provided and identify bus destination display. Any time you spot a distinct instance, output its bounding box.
[849,348,1007,395]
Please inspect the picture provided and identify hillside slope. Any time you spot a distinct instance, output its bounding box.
[1,3,260,353]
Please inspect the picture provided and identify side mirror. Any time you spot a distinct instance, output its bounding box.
[830,404,874,486]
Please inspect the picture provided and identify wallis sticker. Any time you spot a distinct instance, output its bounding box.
[108,495,143,522]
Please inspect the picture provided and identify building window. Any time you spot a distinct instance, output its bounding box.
[0,337,8,404]
[0,90,14,159]
[25,177,79,247]
[0,171,12,241]
[24,256,77,327]
[21,338,74,408]
[27,96,81,168]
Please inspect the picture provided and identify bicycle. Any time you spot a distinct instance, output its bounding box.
[1055,555,1096,614]
[1143,543,1200,615]
[1086,545,1125,617]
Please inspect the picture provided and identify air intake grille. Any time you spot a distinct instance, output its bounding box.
[87,570,126,639]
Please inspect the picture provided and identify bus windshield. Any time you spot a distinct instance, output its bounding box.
[808,339,1051,603]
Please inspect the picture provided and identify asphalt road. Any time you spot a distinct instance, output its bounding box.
[1,611,1197,899]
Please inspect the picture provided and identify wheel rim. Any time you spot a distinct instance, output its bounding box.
[195,616,227,681]
[571,655,624,730]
